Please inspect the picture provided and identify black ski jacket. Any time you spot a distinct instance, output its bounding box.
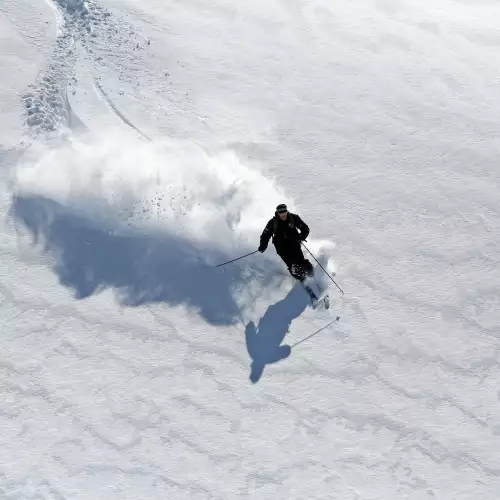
[259,212,309,251]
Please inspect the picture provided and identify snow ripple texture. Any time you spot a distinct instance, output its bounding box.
[3,0,500,498]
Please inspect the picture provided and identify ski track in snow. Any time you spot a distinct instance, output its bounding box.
[1,0,500,498]
[19,0,136,138]
[93,77,151,141]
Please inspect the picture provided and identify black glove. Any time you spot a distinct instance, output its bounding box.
[258,243,267,253]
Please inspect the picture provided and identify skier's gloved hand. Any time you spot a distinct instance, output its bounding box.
[258,243,267,253]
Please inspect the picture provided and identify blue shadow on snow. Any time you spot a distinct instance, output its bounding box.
[245,284,309,383]
[10,195,281,326]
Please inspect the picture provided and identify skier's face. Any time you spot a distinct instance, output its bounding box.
[278,210,288,220]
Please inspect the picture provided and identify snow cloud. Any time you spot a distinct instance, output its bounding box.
[13,132,338,291]
[14,134,287,256]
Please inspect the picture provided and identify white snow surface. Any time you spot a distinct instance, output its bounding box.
[1,0,500,498]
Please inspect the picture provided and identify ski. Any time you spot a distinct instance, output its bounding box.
[323,293,330,310]
[302,283,318,303]
[302,281,330,310]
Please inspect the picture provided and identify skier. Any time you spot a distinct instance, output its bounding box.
[258,203,314,281]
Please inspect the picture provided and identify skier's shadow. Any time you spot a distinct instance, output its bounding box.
[245,284,309,383]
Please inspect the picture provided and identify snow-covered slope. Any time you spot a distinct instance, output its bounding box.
[0,0,57,147]
[1,0,500,498]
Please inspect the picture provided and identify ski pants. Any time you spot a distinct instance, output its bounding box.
[275,242,312,277]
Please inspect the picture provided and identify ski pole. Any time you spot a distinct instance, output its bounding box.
[291,317,339,348]
[214,250,259,268]
[301,242,344,294]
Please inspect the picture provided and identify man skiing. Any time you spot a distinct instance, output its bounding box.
[258,203,314,281]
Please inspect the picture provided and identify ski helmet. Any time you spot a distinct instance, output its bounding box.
[276,203,287,214]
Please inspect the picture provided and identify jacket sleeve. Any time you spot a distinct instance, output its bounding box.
[259,218,274,248]
[294,214,310,240]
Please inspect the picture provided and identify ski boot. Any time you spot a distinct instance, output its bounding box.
[289,263,311,282]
